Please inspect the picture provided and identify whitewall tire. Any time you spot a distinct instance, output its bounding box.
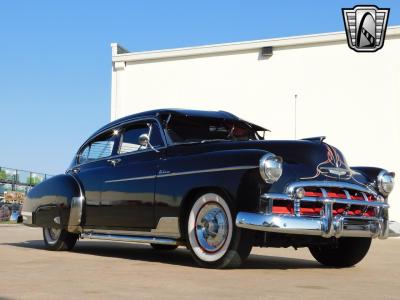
[186,192,253,268]
[43,227,78,251]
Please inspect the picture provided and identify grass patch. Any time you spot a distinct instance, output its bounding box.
[0,220,17,224]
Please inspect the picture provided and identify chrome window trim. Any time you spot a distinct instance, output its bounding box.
[67,148,166,172]
[82,116,168,149]
[117,121,163,155]
[70,146,167,170]
[78,132,118,165]
[70,117,166,170]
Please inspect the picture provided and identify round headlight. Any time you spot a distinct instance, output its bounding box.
[259,153,283,183]
[377,170,395,196]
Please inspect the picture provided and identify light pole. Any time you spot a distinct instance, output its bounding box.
[294,94,298,139]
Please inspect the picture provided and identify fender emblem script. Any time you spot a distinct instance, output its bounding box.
[158,170,171,175]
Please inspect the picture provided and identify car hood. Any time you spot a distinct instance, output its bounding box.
[260,140,350,177]
[170,139,369,185]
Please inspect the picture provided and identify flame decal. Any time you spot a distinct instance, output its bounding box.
[301,144,352,180]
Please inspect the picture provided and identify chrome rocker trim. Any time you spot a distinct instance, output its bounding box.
[236,181,390,239]
[81,231,181,246]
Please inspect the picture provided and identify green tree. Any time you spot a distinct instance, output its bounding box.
[27,176,42,186]
[0,169,6,181]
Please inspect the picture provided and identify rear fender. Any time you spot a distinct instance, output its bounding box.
[22,174,84,233]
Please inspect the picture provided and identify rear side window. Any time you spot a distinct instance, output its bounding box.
[119,122,164,154]
[79,132,117,164]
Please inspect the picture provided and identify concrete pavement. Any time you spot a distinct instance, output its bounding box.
[0,224,399,299]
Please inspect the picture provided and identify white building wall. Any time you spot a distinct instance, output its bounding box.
[111,28,400,221]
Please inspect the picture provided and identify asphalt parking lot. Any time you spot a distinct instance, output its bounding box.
[0,224,399,299]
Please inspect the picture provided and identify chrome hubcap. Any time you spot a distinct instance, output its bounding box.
[195,203,228,252]
[45,227,61,244]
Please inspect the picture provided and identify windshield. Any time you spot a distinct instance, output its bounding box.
[163,115,260,144]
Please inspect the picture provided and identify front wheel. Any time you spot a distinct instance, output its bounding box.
[309,237,371,267]
[186,192,253,269]
[43,227,78,251]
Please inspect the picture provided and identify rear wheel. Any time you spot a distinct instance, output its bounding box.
[186,192,253,269]
[309,237,371,267]
[150,244,178,251]
[43,227,78,251]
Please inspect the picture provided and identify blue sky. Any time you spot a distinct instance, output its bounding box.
[0,1,399,175]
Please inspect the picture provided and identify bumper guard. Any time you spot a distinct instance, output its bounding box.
[236,182,390,239]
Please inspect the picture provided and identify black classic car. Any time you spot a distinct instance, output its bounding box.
[22,109,395,268]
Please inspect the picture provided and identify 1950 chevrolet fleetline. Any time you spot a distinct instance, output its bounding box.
[22,109,395,268]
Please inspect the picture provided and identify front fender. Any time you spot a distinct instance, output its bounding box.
[156,148,271,224]
[176,148,269,201]
[22,174,84,233]
[351,166,386,183]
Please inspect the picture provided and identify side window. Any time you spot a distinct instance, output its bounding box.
[119,121,164,155]
[79,146,90,163]
[79,132,117,164]
[119,123,150,154]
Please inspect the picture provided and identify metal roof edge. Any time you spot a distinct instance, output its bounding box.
[112,26,400,62]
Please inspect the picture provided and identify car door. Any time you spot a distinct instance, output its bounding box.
[101,120,165,229]
[71,130,119,227]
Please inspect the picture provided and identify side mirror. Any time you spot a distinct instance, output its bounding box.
[138,134,149,147]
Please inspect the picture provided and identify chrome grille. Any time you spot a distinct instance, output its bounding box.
[261,181,385,217]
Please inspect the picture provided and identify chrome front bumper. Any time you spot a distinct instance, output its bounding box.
[236,181,390,239]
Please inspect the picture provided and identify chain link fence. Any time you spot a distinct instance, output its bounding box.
[0,166,53,195]
[0,167,53,222]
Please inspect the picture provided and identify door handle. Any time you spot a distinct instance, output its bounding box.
[107,158,122,166]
